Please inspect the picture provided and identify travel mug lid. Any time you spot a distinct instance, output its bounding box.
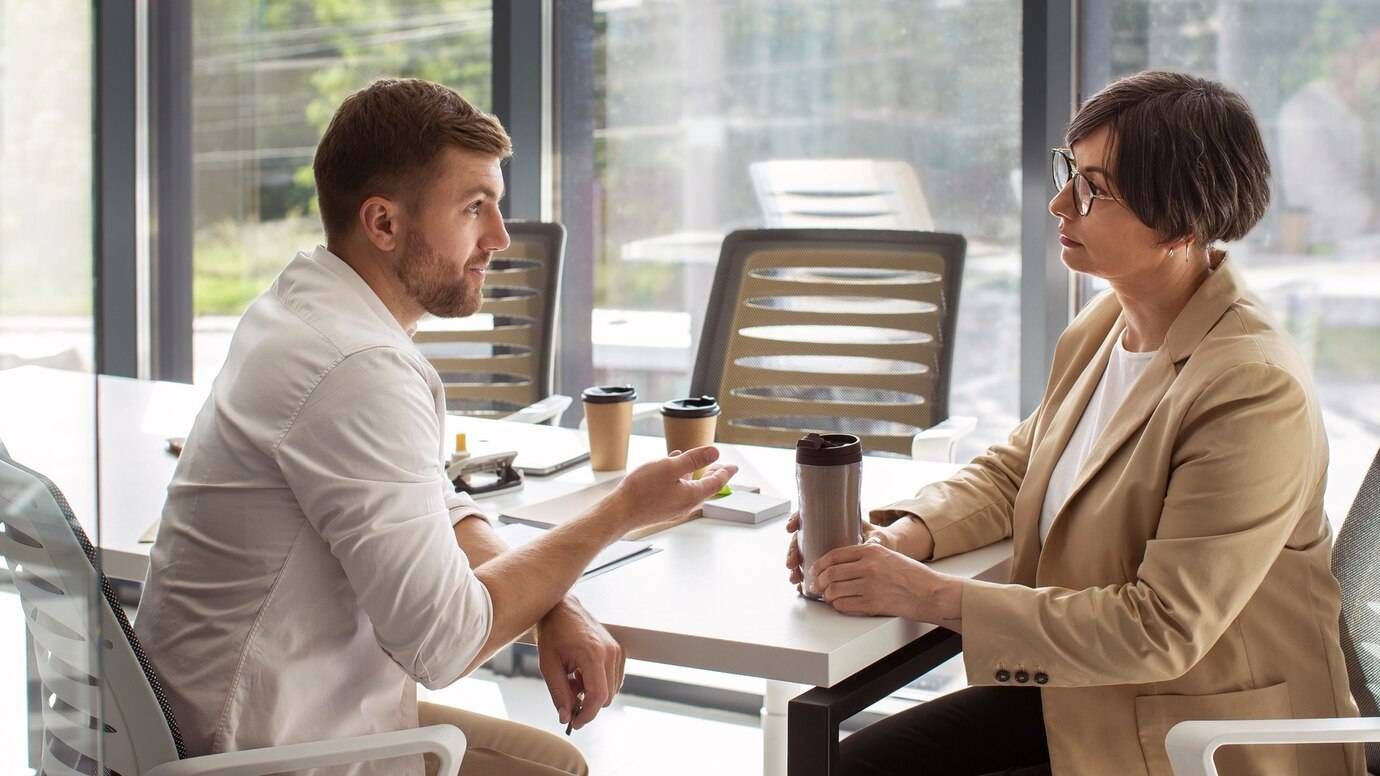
[661,395,720,418]
[581,385,638,404]
[795,432,862,465]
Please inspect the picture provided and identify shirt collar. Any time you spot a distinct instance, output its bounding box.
[307,245,418,338]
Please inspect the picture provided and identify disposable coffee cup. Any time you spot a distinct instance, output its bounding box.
[796,433,863,601]
[583,385,637,471]
[661,396,720,477]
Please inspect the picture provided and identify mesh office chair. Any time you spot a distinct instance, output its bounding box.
[415,220,567,422]
[0,444,466,775]
[1166,447,1380,776]
[688,229,965,457]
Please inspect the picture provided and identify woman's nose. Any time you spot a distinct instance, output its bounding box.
[1049,180,1076,221]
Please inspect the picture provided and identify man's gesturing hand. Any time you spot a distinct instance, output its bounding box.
[606,446,737,532]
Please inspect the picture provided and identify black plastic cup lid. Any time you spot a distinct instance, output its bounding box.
[581,385,637,404]
[661,396,720,418]
[795,432,862,465]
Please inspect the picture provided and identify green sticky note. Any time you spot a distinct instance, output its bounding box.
[716,484,734,498]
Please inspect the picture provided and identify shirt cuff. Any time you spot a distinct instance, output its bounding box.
[445,490,493,526]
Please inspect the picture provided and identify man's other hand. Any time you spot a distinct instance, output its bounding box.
[535,596,624,731]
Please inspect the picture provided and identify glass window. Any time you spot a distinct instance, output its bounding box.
[191,0,493,384]
[0,0,94,375]
[588,0,1024,455]
[1081,0,1380,520]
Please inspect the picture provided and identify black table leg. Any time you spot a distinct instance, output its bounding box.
[787,629,962,776]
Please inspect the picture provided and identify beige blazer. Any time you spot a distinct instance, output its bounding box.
[874,256,1363,776]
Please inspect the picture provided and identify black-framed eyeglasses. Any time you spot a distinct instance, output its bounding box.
[1051,147,1118,216]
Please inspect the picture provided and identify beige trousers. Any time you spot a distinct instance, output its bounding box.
[418,701,589,776]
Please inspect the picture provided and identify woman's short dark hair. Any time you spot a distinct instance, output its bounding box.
[1067,70,1271,245]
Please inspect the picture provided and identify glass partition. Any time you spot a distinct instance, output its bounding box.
[0,2,99,772]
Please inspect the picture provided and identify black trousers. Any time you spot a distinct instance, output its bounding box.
[838,686,1051,776]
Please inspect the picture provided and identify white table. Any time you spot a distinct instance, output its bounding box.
[0,366,208,582]
[0,366,1011,775]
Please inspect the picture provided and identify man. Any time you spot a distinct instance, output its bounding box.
[135,78,735,776]
[1278,26,1380,249]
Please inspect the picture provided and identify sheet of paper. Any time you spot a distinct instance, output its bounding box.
[499,478,622,529]
[499,477,699,539]
[493,521,653,578]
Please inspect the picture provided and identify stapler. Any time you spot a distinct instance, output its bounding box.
[448,450,524,498]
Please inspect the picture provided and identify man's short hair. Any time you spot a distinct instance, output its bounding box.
[1067,70,1271,245]
[313,78,513,242]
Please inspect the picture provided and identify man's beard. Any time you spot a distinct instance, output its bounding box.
[397,230,484,318]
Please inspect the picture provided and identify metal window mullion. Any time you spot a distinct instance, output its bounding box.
[147,0,193,383]
[492,0,547,222]
[95,0,140,379]
[1019,0,1077,417]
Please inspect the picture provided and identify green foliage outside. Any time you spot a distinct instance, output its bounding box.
[192,0,491,317]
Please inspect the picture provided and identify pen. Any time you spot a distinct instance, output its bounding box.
[565,691,584,736]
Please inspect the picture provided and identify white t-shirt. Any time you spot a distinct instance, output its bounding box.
[1039,331,1156,544]
[136,245,493,774]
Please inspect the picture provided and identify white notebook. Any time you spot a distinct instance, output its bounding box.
[454,421,589,476]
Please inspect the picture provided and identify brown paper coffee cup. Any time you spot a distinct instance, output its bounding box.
[583,385,636,471]
[661,396,720,477]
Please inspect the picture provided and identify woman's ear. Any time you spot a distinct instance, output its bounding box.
[1163,235,1195,259]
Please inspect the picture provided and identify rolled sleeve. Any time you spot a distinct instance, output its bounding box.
[446,488,492,526]
[274,347,493,688]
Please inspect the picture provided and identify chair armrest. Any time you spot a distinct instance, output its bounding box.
[503,394,572,425]
[578,401,663,429]
[911,415,977,463]
[1166,717,1380,776]
[145,724,467,776]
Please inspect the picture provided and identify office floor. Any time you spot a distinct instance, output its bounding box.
[421,675,763,775]
[0,589,765,776]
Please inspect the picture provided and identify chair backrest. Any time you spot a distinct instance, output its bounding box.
[1334,447,1380,773]
[749,159,935,231]
[0,447,184,775]
[690,229,965,456]
[415,220,565,417]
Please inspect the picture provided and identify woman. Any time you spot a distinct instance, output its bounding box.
[786,71,1363,776]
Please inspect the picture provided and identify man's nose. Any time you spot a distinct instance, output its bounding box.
[484,214,511,253]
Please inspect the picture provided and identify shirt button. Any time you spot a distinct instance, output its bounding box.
[995,669,1011,682]
[1015,671,1030,684]
[1035,672,1049,685]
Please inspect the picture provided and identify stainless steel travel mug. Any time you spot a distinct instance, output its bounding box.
[796,432,863,600]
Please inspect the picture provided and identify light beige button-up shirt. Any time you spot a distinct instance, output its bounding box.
[136,246,493,774]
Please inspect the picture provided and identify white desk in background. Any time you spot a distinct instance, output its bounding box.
[0,366,1011,776]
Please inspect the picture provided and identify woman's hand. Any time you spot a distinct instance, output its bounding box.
[785,513,895,593]
[809,541,964,628]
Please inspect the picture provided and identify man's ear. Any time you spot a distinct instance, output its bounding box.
[358,196,403,252]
